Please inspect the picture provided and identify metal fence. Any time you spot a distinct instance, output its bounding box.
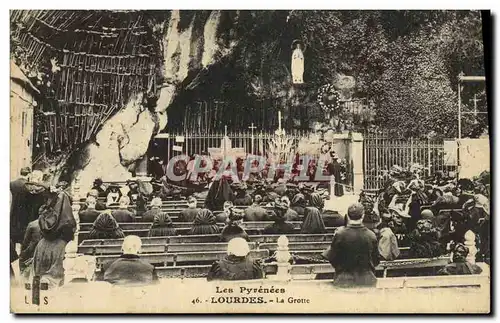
[151,130,314,165]
[363,133,457,190]
[150,130,457,190]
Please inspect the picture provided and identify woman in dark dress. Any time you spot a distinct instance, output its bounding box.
[220,208,249,242]
[148,212,177,237]
[301,207,326,234]
[188,209,221,235]
[207,238,264,281]
[88,211,125,240]
[262,202,296,235]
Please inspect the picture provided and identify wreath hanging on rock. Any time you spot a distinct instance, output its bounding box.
[317,84,341,114]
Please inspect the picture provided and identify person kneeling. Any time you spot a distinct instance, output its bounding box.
[207,238,264,281]
[103,235,159,286]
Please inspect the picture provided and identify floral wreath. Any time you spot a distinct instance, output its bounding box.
[317,84,341,114]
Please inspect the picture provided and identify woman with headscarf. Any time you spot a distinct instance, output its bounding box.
[301,207,326,234]
[407,219,444,258]
[148,212,177,237]
[262,202,296,235]
[232,183,252,206]
[207,238,264,281]
[290,193,307,218]
[376,214,400,261]
[31,183,75,288]
[12,170,49,243]
[188,209,221,235]
[438,243,483,275]
[141,197,163,222]
[88,211,125,240]
[310,192,345,227]
[220,208,249,242]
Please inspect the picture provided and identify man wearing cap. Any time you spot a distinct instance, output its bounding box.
[10,167,31,243]
[207,238,264,281]
[327,151,344,197]
[326,203,380,288]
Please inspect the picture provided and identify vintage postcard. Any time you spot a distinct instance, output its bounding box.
[9,9,490,313]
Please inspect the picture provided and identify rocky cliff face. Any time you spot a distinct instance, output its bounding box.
[69,10,238,191]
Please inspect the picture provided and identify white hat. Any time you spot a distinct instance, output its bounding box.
[227,238,250,257]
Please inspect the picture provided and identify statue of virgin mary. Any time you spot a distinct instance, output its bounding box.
[291,40,304,84]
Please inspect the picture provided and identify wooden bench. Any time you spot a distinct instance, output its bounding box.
[96,249,270,267]
[79,221,305,232]
[78,226,339,241]
[79,242,258,255]
[152,256,452,279]
[80,233,337,247]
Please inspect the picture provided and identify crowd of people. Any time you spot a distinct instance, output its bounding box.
[10,161,490,288]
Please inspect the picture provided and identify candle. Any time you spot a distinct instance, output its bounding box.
[278,111,282,131]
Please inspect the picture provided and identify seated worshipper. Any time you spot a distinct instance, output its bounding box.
[32,237,67,288]
[220,207,249,242]
[376,213,400,261]
[325,203,380,288]
[407,219,444,258]
[207,238,264,281]
[111,196,136,222]
[216,201,234,223]
[359,192,380,230]
[310,192,345,227]
[141,197,163,222]
[178,196,200,222]
[407,173,429,229]
[244,195,269,221]
[105,184,122,207]
[431,191,460,215]
[262,202,296,235]
[79,196,101,223]
[263,181,280,203]
[148,212,177,237]
[103,235,159,286]
[273,179,288,196]
[188,209,221,235]
[19,217,42,278]
[92,178,107,198]
[438,243,483,276]
[86,189,106,210]
[232,183,253,206]
[280,196,299,221]
[387,194,411,234]
[285,182,300,201]
[455,179,476,208]
[301,207,327,234]
[290,193,307,218]
[126,180,148,216]
[88,211,125,240]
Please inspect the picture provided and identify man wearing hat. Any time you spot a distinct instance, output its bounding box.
[327,151,344,197]
[326,203,380,288]
[10,167,31,243]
